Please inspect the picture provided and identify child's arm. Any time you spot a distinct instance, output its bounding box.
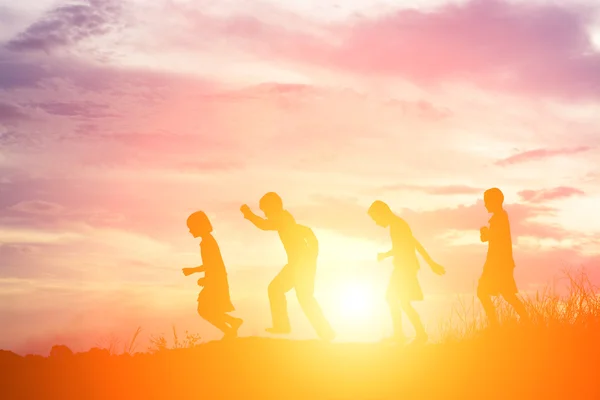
[240,205,278,231]
[481,221,505,243]
[298,225,319,258]
[414,239,434,265]
[182,266,205,276]
[480,226,489,242]
[377,250,394,262]
[414,238,445,276]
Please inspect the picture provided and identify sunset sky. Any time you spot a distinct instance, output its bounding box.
[1,0,600,354]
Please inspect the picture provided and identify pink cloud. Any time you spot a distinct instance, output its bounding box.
[32,101,119,119]
[170,0,600,99]
[496,147,593,166]
[0,101,28,121]
[518,187,585,203]
[9,200,65,216]
[6,0,124,52]
[384,100,453,121]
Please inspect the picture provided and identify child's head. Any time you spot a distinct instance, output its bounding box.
[368,200,394,227]
[259,192,283,218]
[187,211,213,238]
[483,188,504,213]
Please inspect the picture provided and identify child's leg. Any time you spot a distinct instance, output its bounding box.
[198,306,231,334]
[267,264,295,333]
[502,292,529,322]
[386,297,406,340]
[400,300,427,339]
[477,286,499,327]
[223,314,244,331]
[294,262,335,341]
[385,272,407,341]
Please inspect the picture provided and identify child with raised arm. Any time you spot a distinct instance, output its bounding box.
[182,211,243,339]
[477,188,529,327]
[368,200,445,345]
[240,192,335,341]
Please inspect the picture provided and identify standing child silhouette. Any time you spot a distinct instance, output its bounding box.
[477,188,529,327]
[182,211,243,339]
[241,192,335,341]
[368,200,445,345]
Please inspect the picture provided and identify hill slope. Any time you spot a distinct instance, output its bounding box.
[1,326,599,400]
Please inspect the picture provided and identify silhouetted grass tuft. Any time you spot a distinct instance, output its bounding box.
[439,268,600,343]
[148,325,202,353]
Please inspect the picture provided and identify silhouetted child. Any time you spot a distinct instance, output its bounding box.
[182,211,243,339]
[368,200,445,345]
[241,192,335,341]
[478,188,529,327]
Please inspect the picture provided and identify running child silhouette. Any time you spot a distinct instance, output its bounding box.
[182,211,243,339]
[477,188,529,327]
[368,200,445,345]
[241,192,335,341]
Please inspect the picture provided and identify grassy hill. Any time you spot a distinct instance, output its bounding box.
[2,272,599,399]
[1,326,599,399]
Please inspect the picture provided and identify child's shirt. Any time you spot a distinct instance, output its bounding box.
[390,216,420,271]
[200,234,230,290]
[276,211,316,264]
[486,210,515,268]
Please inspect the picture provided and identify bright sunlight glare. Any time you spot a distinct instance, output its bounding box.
[320,274,388,342]
[334,280,377,318]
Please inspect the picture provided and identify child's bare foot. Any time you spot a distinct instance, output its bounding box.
[265,327,291,335]
[318,328,336,342]
[408,333,428,347]
[382,335,408,345]
[230,318,244,335]
[222,330,238,340]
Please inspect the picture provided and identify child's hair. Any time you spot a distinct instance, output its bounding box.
[187,211,213,233]
[259,192,283,211]
[484,188,504,205]
[368,200,392,217]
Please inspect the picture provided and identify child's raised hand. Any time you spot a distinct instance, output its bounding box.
[430,262,446,276]
[240,204,252,218]
[182,267,194,276]
[480,226,489,241]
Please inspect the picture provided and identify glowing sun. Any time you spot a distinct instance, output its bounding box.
[332,279,379,319]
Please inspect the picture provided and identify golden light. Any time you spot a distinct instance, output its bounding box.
[316,273,387,342]
[334,279,377,319]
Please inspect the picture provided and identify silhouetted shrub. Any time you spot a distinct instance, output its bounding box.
[49,345,73,359]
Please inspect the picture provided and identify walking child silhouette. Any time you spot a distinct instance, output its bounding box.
[368,200,445,345]
[477,188,529,327]
[182,211,243,339]
[241,192,336,341]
